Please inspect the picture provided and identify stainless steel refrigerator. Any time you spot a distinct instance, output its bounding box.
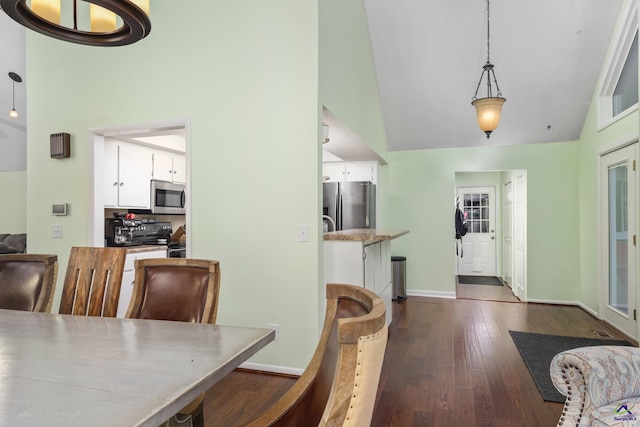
[323,181,376,231]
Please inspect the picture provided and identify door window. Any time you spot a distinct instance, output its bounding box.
[463,192,490,233]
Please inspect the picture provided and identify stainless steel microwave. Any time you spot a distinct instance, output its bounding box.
[150,180,186,215]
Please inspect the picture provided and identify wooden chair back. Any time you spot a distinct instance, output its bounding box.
[0,254,58,313]
[125,258,221,324]
[59,247,127,317]
[126,258,221,427]
[244,283,388,427]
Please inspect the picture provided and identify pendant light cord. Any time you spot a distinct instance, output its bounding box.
[486,0,491,64]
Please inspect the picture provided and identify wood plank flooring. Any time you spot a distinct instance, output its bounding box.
[204,296,629,426]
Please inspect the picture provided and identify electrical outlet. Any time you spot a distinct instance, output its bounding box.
[51,224,63,238]
[268,323,279,341]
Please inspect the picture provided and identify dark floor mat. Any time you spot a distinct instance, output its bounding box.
[457,275,503,286]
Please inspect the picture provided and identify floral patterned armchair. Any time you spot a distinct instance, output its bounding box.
[550,345,640,426]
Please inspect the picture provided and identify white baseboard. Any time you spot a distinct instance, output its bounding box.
[407,289,456,299]
[239,361,304,376]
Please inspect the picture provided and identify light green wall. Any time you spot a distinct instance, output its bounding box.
[26,1,320,369]
[319,0,388,162]
[576,101,638,312]
[386,142,581,301]
[0,171,26,233]
[24,0,388,371]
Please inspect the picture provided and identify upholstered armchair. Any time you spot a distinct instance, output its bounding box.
[550,345,640,427]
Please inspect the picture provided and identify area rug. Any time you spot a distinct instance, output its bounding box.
[457,275,503,286]
[509,330,633,403]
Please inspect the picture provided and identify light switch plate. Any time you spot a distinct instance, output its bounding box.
[298,224,309,242]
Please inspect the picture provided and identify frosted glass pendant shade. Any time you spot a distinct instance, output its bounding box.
[472,97,506,138]
[31,0,60,24]
[90,4,117,32]
[131,0,150,15]
[9,109,18,118]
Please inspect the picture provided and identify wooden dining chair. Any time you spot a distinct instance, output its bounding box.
[242,283,388,427]
[125,258,221,427]
[0,254,58,313]
[59,247,127,317]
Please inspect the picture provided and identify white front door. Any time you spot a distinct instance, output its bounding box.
[601,144,638,339]
[456,186,496,276]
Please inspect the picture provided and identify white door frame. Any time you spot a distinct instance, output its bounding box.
[503,180,513,289]
[87,118,191,254]
[599,139,638,340]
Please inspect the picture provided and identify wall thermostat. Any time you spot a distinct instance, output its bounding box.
[52,203,69,216]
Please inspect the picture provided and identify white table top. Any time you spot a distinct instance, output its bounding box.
[0,309,275,426]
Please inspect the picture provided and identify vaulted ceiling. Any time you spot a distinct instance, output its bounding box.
[0,1,627,168]
[363,0,624,150]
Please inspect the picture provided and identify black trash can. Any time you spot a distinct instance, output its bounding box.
[391,256,406,301]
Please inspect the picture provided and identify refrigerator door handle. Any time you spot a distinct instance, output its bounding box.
[337,192,343,231]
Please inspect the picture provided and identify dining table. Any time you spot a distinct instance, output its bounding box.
[0,308,275,426]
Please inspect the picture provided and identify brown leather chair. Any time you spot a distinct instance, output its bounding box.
[126,258,221,427]
[243,283,388,427]
[0,254,58,313]
[59,247,127,317]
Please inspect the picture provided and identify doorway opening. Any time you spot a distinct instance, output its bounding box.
[87,118,191,254]
[454,170,527,302]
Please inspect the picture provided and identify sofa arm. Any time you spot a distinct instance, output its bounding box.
[550,345,640,427]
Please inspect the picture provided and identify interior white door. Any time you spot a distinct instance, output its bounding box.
[456,186,496,276]
[601,144,637,339]
[503,181,513,288]
[513,173,526,300]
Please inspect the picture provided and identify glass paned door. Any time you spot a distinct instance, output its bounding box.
[601,143,637,339]
[608,164,629,314]
[456,187,496,276]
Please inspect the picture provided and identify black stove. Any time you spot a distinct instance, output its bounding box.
[105,219,172,247]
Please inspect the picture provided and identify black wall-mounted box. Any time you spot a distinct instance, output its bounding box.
[50,133,71,158]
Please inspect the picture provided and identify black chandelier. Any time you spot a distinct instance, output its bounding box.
[0,0,150,47]
[471,0,506,139]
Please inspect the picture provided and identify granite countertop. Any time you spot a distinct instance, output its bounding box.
[125,245,167,254]
[323,228,409,241]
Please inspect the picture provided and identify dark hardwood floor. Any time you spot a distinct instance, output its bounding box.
[204,296,628,426]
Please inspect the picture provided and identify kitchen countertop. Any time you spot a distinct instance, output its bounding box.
[323,228,409,241]
[124,245,168,254]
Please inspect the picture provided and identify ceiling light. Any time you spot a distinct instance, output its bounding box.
[8,72,21,119]
[0,0,151,47]
[471,0,506,139]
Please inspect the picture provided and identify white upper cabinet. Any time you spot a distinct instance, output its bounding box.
[103,141,153,209]
[153,151,186,184]
[323,161,377,184]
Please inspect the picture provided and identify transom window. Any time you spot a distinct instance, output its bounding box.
[597,1,639,129]
[613,32,638,117]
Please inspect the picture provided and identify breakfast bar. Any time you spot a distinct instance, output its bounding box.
[324,228,409,325]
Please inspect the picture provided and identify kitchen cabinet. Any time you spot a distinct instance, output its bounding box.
[322,161,377,184]
[324,238,392,326]
[153,151,186,184]
[116,247,167,318]
[104,141,153,209]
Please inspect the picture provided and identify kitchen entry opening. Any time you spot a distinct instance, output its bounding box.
[87,119,191,258]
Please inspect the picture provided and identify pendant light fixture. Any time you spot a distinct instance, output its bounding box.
[8,72,21,119]
[0,0,151,47]
[471,0,506,139]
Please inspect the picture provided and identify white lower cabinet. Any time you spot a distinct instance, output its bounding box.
[324,239,392,326]
[116,248,167,318]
